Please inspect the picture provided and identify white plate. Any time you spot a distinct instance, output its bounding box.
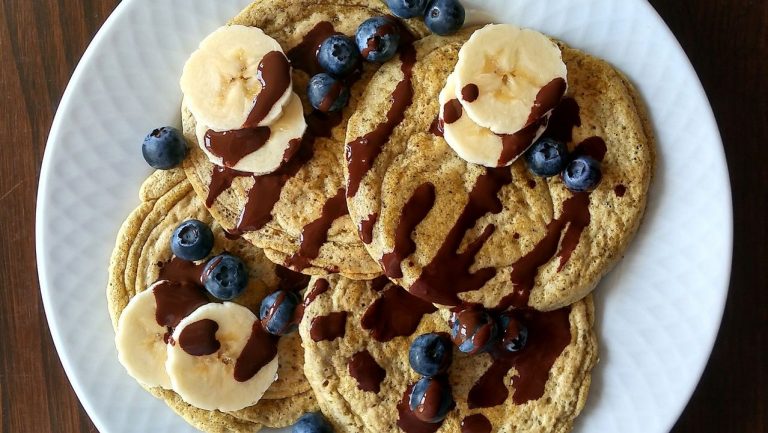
[37,0,732,432]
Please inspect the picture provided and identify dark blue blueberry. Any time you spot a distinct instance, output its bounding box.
[170,219,214,261]
[498,313,529,353]
[317,35,361,76]
[307,73,350,113]
[424,0,465,36]
[386,0,429,18]
[141,126,187,169]
[202,254,248,301]
[408,376,455,423]
[259,290,301,336]
[409,333,453,377]
[450,305,498,355]
[563,155,602,192]
[292,412,333,433]
[525,137,570,177]
[355,17,401,63]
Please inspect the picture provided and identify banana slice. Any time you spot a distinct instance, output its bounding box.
[166,303,279,412]
[115,280,207,389]
[196,92,307,174]
[439,73,546,167]
[454,24,567,135]
[181,25,292,131]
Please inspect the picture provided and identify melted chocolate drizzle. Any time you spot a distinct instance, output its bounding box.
[370,275,392,292]
[204,127,271,168]
[526,78,567,126]
[275,265,311,292]
[309,311,348,342]
[381,183,435,278]
[359,213,378,244]
[285,188,349,271]
[346,24,417,198]
[287,21,339,76]
[496,119,546,166]
[347,350,386,393]
[461,84,479,103]
[429,117,444,137]
[614,184,627,197]
[153,279,209,343]
[468,308,571,408]
[157,257,207,285]
[396,384,443,433]
[178,319,220,356]
[205,165,250,208]
[442,98,464,124]
[461,414,492,433]
[409,168,513,306]
[361,285,436,342]
[304,278,330,306]
[234,321,279,382]
[243,51,292,128]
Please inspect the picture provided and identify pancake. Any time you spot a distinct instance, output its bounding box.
[298,275,598,433]
[107,168,317,431]
[182,0,429,280]
[343,29,655,311]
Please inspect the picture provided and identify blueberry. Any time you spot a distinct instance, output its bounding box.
[409,333,453,377]
[424,0,465,36]
[142,126,187,169]
[449,305,498,355]
[307,73,351,113]
[525,138,570,177]
[259,290,301,336]
[563,155,602,192]
[170,219,214,261]
[386,0,429,18]
[408,376,455,423]
[498,313,528,353]
[355,17,401,63]
[317,35,360,77]
[292,412,333,433]
[202,254,248,301]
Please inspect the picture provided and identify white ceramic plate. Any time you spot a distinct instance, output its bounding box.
[37,0,732,432]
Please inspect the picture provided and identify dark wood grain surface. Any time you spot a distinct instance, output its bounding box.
[0,0,764,432]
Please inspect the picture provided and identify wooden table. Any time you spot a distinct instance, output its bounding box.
[0,0,764,431]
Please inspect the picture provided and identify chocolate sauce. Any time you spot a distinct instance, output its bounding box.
[542,97,580,143]
[359,213,378,244]
[461,414,491,433]
[345,25,417,198]
[370,275,392,292]
[234,321,279,382]
[461,84,479,103]
[527,179,537,189]
[450,305,496,355]
[442,98,463,124]
[614,184,627,197]
[318,81,344,113]
[285,188,349,271]
[152,280,209,343]
[243,51,292,128]
[347,350,386,393]
[275,265,311,292]
[526,78,567,126]
[429,117,444,137]
[468,308,571,407]
[204,127,271,167]
[496,120,545,166]
[287,21,339,76]
[361,21,397,59]
[157,257,207,286]
[411,376,455,423]
[409,168,513,306]
[304,278,330,306]
[381,183,435,278]
[309,311,348,342]
[361,285,436,342]
[205,165,251,208]
[396,384,442,433]
[178,319,220,356]
[573,136,607,161]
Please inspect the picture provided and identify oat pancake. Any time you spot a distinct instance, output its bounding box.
[344,29,655,311]
[107,168,317,431]
[299,275,598,433]
[183,0,428,280]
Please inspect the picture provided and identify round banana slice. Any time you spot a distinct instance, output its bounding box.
[439,73,546,167]
[181,25,293,131]
[115,280,204,390]
[196,92,307,174]
[166,302,279,412]
[454,24,567,135]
